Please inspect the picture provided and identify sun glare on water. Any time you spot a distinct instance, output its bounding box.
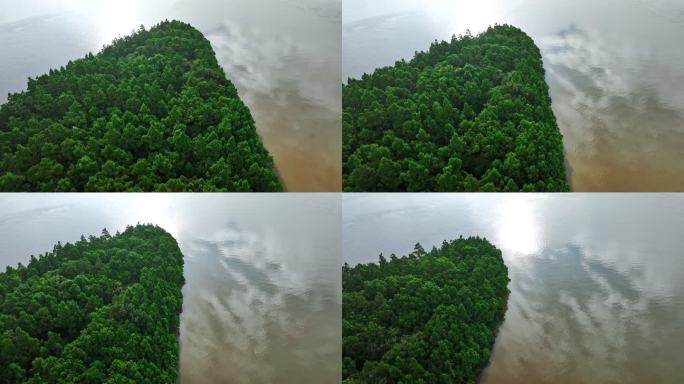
[96,0,142,47]
[443,0,503,36]
[493,195,542,257]
[123,194,182,240]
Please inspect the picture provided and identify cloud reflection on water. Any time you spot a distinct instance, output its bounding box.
[483,243,684,383]
[541,25,684,191]
[180,222,340,383]
[0,193,341,384]
[206,16,342,191]
[343,194,684,383]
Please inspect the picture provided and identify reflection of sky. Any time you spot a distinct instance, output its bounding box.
[0,193,341,384]
[343,193,684,382]
[484,243,684,383]
[0,0,341,191]
[342,0,684,191]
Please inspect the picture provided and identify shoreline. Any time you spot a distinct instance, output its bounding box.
[477,287,511,384]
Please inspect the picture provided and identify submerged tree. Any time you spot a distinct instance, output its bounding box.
[0,20,281,192]
[342,237,510,383]
[343,24,568,191]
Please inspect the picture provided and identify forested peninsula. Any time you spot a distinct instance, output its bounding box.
[0,20,281,192]
[343,25,568,191]
[0,224,184,383]
[342,237,509,383]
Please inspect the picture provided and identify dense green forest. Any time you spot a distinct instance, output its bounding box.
[342,237,509,383]
[0,20,281,191]
[0,224,184,383]
[343,25,568,191]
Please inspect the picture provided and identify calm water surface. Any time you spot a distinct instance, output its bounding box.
[0,0,341,191]
[0,194,341,383]
[343,194,684,383]
[343,0,684,191]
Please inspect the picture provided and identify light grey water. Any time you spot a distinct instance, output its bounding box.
[343,193,684,383]
[0,194,341,383]
[343,0,684,191]
[0,0,341,191]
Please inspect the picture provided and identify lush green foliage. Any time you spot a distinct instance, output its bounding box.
[0,20,281,191]
[0,224,184,383]
[342,237,509,383]
[343,25,568,191]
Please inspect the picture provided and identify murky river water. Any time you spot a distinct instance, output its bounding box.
[343,0,684,191]
[343,193,684,383]
[0,194,341,383]
[0,0,341,191]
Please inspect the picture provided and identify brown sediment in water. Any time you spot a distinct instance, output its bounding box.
[271,161,288,192]
[248,92,342,192]
[477,287,511,384]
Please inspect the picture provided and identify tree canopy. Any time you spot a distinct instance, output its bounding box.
[343,25,568,191]
[342,237,509,383]
[0,20,281,191]
[0,224,184,383]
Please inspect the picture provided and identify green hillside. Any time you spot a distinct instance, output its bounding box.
[343,25,568,191]
[343,237,509,383]
[0,224,184,383]
[0,20,281,191]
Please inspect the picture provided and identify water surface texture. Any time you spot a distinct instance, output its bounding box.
[343,194,684,383]
[343,0,684,191]
[0,194,341,383]
[0,0,341,191]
